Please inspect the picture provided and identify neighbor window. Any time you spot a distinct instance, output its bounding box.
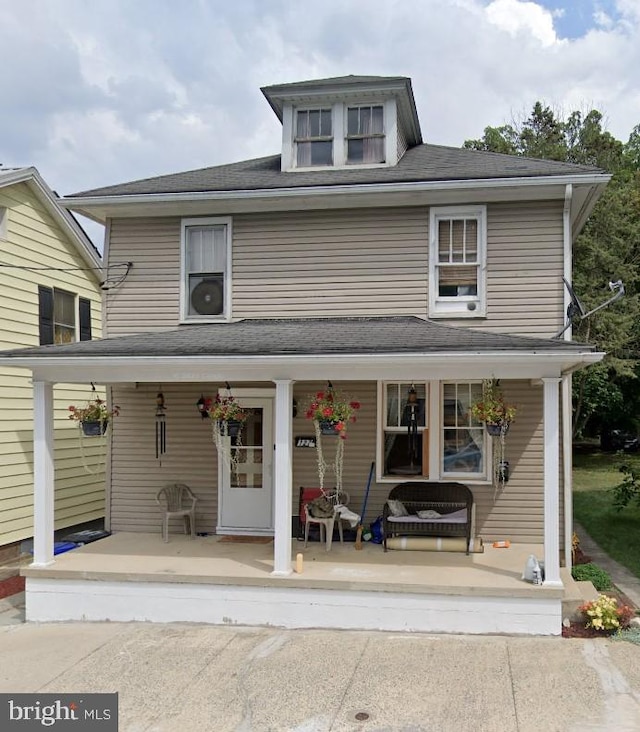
[182,217,231,321]
[429,206,486,317]
[347,105,385,164]
[0,207,7,238]
[38,287,92,345]
[295,109,333,167]
[441,383,485,477]
[382,382,428,477]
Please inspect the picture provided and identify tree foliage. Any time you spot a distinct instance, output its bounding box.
[465,104,640,438]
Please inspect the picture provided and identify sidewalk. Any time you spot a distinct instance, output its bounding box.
[2,620,640,730]
[574,522,640,608]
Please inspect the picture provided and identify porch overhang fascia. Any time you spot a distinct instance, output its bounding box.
[7,350,605,384]
[61,173,610,230]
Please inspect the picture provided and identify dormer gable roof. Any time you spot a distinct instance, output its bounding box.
[261,74,422,148]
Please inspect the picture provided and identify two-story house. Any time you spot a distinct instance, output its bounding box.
[1,76,609,634]
[0,166,104,560]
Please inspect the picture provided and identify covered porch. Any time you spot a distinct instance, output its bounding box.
[0,317,604,635]
[21,530,585,635]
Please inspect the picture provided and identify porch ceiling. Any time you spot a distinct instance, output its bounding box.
[0,316,603,384]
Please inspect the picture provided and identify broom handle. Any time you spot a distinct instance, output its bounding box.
[355,462,375,550]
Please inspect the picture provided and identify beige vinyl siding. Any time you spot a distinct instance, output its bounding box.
[438,201,564,337]
[105,201,564,335]
[106,217,181,336]
[233,209,429,318]
[471,380,546,543]
[0,181,104,547]
[109,380,558,546]
[109,384,219,533]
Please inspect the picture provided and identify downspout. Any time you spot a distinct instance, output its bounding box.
[562,184,573,570]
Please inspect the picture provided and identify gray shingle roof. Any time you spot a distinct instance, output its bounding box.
[70,144,604,198]
[0,317,593,359]
[261,75,409,91]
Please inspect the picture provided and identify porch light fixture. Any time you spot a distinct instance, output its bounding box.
[196,395,208,419]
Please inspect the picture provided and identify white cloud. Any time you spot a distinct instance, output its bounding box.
[1,0,639,248]
[485,0,562,47]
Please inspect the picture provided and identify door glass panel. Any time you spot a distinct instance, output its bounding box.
[231,408,263,489]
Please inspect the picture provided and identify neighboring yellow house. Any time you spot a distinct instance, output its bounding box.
[0,167,104,556]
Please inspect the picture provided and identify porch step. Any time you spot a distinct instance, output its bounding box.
[561,571,599,622]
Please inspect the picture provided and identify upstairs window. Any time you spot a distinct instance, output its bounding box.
[295,109,333,167]
[429,206,486,318]
[347,105,385,164]
[38,287,91,345]
[182,217,231,321]
[0,207,7,238]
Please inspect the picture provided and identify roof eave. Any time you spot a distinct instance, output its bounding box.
[0,167,103,273]
[0,350,605,385]
[60,172,611,225]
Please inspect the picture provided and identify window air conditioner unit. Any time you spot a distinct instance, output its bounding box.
[189,274,224,316]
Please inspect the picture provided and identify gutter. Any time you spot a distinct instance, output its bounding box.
[60,173,612,211]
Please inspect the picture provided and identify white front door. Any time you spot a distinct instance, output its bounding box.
[218,396,274,534]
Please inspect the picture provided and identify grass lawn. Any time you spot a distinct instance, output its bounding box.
[573,451,640,579]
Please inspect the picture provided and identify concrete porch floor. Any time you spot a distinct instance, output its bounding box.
[21,531,575,601]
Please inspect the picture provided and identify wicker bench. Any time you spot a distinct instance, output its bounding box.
[383,482,473,554]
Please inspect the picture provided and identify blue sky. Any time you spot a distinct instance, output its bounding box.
[1,0,638,247]
[535,0,621,37]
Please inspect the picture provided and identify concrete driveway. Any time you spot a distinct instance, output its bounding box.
[1,620,640,731]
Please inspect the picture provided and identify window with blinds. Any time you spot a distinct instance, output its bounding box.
[181,217,232,321]
[429,206,486,317]
[295,109,333,167]
[347,105,385,164]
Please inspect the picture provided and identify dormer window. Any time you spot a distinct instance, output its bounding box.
[262,75,422,173]
[347,105,385,164]
[295,109,333,166]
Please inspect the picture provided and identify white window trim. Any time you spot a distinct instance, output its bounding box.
[440,381,490,483]
[53,287,78,344]
[376,380,491,484]
[281,99,397,172]
[429,205,487,319]
[180,216,232,323]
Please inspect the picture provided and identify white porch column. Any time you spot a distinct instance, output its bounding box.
[272,379,293,576]
[33,380,55,567]
[542,377,562,587]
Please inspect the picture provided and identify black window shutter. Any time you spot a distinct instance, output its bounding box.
[38,286,54,345]
[79,298,92,341]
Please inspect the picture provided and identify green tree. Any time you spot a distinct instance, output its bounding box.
[464,105,640,438]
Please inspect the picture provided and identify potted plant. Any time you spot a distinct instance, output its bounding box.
[204,394,249,438]
[304,386,361,496]
[470,379,517,436]
[68,397,120,436]
[305,388,361,439]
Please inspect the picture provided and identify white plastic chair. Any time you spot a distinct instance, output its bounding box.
[156,483,197,543]
[303,503,343,551]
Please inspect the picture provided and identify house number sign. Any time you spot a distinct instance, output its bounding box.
[295,436,317,448]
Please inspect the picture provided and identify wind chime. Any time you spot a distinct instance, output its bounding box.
[406,385,420,475]
[155,390,167,463]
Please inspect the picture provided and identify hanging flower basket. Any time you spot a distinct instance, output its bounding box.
[80,420,108,437]
[304,386,361,493]
[470,380,517,430]
[205,392,250,482]
[218,418,244,438]
[486,422,510,437]
[305,388,361,440]
[68,397,119,437]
